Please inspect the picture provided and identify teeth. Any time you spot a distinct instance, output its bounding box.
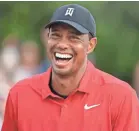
[55,53,72,59]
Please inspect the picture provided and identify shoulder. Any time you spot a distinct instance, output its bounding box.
[9,71,48,98]
[95,68,137,99]
[94,68,139,115]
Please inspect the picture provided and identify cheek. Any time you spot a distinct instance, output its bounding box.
[74,44,88,57]
[46,40,56,57]
[46,45,51,59]
[47,39,56,48]
[73,44,87,65]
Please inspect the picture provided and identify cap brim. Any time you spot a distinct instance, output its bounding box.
[45,20,89,34]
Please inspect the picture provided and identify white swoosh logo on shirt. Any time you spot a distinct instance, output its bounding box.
[84,104,100,110]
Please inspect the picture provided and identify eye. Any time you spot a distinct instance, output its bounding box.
[49,32,61,39]
[69,35,80,40]
[69,35,82,43]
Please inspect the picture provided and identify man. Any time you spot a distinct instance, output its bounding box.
[2,4,139,131]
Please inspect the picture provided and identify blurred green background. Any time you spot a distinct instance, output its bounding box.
[0,1,139,84]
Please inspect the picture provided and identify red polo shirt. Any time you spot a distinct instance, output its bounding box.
[2,61,139,131]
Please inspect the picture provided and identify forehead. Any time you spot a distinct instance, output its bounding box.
[50,23,81,34]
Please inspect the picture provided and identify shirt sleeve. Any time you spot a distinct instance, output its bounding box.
[1,92,18,131]
[112,89,139,131]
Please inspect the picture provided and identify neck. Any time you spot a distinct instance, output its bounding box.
[51,61,88,96]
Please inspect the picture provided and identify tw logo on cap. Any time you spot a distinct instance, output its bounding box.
[65,8,74,16]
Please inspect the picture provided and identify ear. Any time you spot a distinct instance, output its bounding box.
[87,37,97,54]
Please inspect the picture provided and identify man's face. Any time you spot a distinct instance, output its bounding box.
[45,23,96,76]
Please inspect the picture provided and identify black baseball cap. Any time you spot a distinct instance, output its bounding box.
[45,4,96,37]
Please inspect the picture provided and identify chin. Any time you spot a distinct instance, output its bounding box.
[52,67,73,76]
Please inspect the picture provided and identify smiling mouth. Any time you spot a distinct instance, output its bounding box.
[54,52,73,60]
[54,52,73,65]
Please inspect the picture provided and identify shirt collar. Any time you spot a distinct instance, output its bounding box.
[40,60,102,99]
[77,61,102,94]
[41,67,53,99]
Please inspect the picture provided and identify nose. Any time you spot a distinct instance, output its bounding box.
[57,38,69,51]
